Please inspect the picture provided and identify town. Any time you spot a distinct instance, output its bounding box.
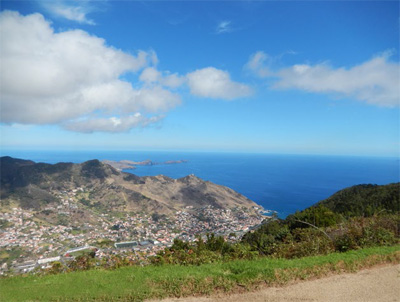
[0,187,269,274]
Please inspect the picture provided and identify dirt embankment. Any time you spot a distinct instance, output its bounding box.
[153,264,400,302]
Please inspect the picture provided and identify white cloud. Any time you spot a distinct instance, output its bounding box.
[40,0,96,25]
[64,114,164,133]
[0,11,180,132]
[139,66,251,99]
[0,11,254,132]
[132,86,181,112]
[274,52,399,107]
[139,67,162,83]
[149,50,159,66]
[186,67,252,100]
[139,67,185,88]
[244,51,273,77]
[246,50,400,107]
[162,73,186,88]
[216,20,232,34]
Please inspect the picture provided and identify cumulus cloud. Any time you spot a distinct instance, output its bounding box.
[186,67,252,100]
[139,67,185,88]
[132,86,182,112]
[244,51,273,77]
[216,20,232,34]
[40,0,96,25]
[0,11,181,132]
[64,114,164,133]
[274,52,399,107]
[246,50,400,107]
[0,11,253,132]
[139,67,162,83]
[139,66,249,99]
[162,73,186,88]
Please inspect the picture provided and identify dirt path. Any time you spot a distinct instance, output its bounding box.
[151,264,400,302]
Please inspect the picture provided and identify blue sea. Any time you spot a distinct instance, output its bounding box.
[1,150,399,218]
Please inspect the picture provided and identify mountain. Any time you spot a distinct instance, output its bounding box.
[316,183,399,217]
[281,182,400,229]
[0,156,260,221]
[241,182,399,259]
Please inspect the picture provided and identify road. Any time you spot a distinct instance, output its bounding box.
[151,264,400,302]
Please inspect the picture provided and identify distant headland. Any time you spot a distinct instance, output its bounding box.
[102,159,188,171]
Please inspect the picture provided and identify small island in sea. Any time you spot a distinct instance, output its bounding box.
[102,159,188,171]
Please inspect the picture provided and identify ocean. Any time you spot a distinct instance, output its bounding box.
[2,150,399,218]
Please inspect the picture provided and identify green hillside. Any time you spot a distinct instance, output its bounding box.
[242,183,399,257]
[317,183,399,217]
[1,182,399,301]
[1,246,399,302]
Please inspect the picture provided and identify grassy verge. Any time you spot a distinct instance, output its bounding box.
[1,245,399,302]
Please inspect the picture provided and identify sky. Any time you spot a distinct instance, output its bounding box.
[0,1,399,156]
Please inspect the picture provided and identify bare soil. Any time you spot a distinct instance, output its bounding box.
[152,264,400,302]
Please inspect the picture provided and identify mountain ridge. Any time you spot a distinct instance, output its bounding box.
[0,156,261,220]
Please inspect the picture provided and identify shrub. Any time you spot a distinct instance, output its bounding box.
[274,228,334,258]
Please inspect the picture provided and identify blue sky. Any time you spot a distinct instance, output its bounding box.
[0,1,399,156]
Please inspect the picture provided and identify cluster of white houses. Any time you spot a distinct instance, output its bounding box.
[114,239,161,249]
[10,246,98,274]
[1,187,269,275]
[10,240,166,274]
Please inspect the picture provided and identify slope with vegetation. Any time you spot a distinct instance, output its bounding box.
[1,182,399,301]
[242,182,399,257]
[1,246,399,301]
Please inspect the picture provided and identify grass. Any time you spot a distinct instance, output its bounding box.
[1,245,399,302]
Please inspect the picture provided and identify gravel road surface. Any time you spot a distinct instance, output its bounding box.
[152,264,400,302]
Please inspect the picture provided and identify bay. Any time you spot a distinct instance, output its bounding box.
[2,149,398,218]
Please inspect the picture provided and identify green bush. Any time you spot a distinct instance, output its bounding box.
[272,228,333,258]
[287,205,342,229]
[360,226,397,247]
[330,215,398,252]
